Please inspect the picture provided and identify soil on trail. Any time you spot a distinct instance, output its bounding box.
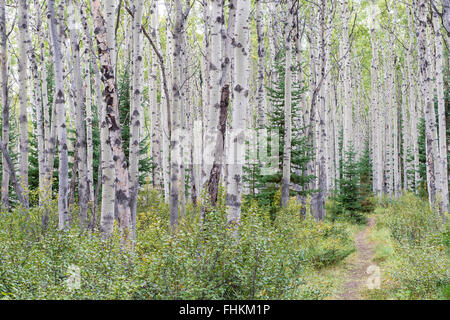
[336,217,377,300]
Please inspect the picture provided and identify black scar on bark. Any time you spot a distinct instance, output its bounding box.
[234,84,243,93]
[116,189,128,204]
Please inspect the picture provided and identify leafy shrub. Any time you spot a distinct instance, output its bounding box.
[0,187,355,300]
[275,198,355,269]
[380,194,450,299]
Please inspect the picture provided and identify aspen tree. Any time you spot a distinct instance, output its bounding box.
[160,22,170,202]
[129,0,144,238]
[432,5,449,214]
[149,1,162,190]
[77,0,115,234]
[92,0,132,245]
[0,0,8,209]
[203,0,223,195]
[21,0,45,204]
[255,0,266,128]
[226,0,250,229]
[315,0,328,220]
[170,0,191,229]
[280,1,296,209]
[67,0,89,227]
[340,0,352,156]
[18,0,29,206]
[414,0,439,206]
[48,0,70,230]
[406,5,420,193]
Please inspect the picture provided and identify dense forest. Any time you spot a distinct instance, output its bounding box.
[0,0,448,300]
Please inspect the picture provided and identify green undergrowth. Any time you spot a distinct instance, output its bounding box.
[0,186,355,300]
[364,193,449,300]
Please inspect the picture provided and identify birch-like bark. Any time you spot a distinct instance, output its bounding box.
[0,0,8,209]
[22,0,45,205]
[432,6,449,214]
[104,0,117,75]
[82,19,94,208]
[169,0,190,229]
[161,23,170,202]
[203,0,223,195]
[414,0,439,206]
[370,0,383,198]
[48,0,69,230]
[129,0,144,238]
[92,0,132,245]
[340,0,352,155]
[67,0,89,228]
[18,0,29,206]
[77,0,115,234]
[255,0,266,128]
[200,0,210,196]
[280,1,296,209]
[316,0,329,220]
[226,0,250,229]
[149,1,161,190]
[406,5,420,193]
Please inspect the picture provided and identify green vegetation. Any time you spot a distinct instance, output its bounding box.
[0,187,355,300]
[366,193,449,300]
[327,141,375,225]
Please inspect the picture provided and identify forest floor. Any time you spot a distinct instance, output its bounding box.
[333,216,377,300]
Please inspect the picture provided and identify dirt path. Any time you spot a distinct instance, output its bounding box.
[336,217,377,300]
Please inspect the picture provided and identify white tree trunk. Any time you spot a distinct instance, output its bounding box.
[18,0,29,206]
[48,0,69,229]
[129,0,144,238]
[432,6,449,214]
[226,0,250,229]
[0,0,8,209]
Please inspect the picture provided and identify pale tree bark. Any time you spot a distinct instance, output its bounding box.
[104,0,117,75]
[0,140,27,208]
[169,0,191,230]
[432,5,449,214]
[340,0,352,156]
[226,0,250,229]
[0,0,8,210]
[370,0,383,199]
[129,0,144,239]
[18,0,29,207]
[312,0,328,220]
[406,5,420,193]
[387,4,400,199]
[401,66,409,192]
[48,0,70,230]
[281,1,297,209]
[149,1,162,190]
[206,0,234,208]
[200,0,210,196]
[21,0,45,205]
[92,0,132,245]
[255,0,266,128]
[77,0,115,234]
[414,0,440,207]
[82,21,95,209]
[203,0,223,198]
[161,23,170,202]
[67,0,89,228]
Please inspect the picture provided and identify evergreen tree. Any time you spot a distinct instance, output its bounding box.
[243,50,314,218]
[117,68,153,186]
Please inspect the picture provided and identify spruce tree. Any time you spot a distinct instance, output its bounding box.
[243,49,314,217]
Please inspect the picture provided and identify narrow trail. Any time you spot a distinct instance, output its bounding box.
[336,217,377,300]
